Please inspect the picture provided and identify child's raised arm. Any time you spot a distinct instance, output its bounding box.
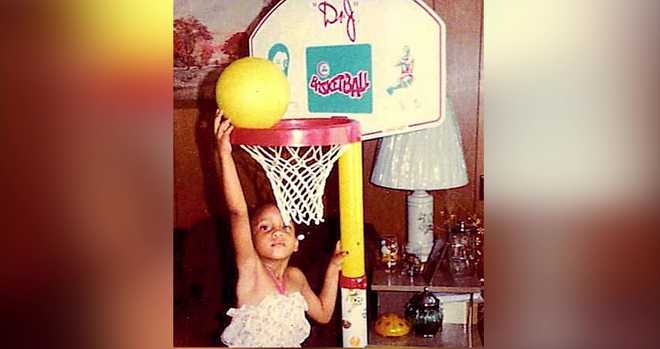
[215,112,257,266]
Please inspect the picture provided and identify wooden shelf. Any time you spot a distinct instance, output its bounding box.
[371,268,482,293]
[369,267,483,347]
[369,323,482,348]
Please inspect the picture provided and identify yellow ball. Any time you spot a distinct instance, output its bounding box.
[215,57,289,129]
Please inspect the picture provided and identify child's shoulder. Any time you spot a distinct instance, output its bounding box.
[286,266,307,283]
[285,267,309,292]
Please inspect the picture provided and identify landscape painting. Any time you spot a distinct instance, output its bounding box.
[174,0,277,102]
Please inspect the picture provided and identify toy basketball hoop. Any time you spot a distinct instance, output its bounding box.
[231,118,361,225]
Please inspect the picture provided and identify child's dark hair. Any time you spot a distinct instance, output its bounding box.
[247,202,294,229]
[247,202,274,218]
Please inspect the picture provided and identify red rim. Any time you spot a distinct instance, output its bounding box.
[230,117,361,146]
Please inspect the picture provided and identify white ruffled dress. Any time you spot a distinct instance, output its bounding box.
[221,292,311,347]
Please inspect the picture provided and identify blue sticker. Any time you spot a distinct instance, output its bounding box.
[268,43,290,76]
[306,44,372,113]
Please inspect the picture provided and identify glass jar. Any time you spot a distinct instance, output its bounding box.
[447,220,474,277]
[448,255,472,277]
[404,287,443,337]
[401,253,422,277]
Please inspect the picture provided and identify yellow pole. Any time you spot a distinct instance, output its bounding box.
[338,141,367,347]
[339,141,365,277]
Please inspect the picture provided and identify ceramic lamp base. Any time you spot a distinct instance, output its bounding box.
[407,190,435,262]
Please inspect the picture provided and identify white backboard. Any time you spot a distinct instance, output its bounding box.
[250,0,446,140]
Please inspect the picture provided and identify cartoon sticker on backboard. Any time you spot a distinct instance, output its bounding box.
[268,42,290,76]
[386,45,414,95]
[386,45,421,112]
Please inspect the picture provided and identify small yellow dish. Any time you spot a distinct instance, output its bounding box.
[374,312,411,337]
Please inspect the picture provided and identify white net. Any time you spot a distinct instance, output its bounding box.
[241,144,347,225]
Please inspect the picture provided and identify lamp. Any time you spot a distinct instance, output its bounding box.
[371,99,468,262]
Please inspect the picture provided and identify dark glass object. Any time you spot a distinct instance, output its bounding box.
[404,287,443,337]
[401,253,422,277]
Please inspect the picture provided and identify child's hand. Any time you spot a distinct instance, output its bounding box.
[330,240,348,270]
[214,110,233,156]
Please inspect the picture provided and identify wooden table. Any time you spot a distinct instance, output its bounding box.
[370,268,483,348]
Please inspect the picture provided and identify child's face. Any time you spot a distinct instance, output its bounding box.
[251,204,298,260]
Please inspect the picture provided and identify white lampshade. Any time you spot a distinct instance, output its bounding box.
[371,99,468,190]
[370,98,468,262]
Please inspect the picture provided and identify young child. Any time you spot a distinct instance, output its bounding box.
[215,112,347,347]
